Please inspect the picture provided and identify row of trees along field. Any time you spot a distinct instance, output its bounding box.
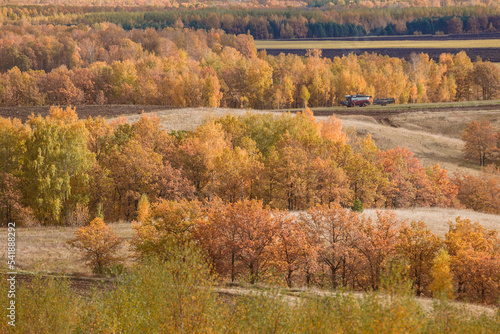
[79,10,500,38]
[125,199,500,305]
[1,5,499,38]
[1,25,499,108]
[1,107,499,228]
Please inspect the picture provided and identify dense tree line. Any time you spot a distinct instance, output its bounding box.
[0,25,499,108]
[1,5,498,39]
[1,107,499,228]
[129,197,500,305]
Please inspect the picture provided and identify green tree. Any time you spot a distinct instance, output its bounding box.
[24,106,93,225]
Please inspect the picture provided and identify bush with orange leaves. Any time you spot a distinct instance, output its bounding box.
[68,217,122,274]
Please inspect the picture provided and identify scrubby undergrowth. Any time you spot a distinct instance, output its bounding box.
[1,246,499,334]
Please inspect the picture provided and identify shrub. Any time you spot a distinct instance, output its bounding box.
[80,245,222,333]
[68,217,122,274]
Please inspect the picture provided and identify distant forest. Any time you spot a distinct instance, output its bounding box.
[1,5,499,38]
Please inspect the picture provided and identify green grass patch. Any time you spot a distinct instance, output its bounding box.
[255,39,500,50]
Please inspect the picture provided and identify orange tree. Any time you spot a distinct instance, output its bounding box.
[300,204,358,288]
[194,199,281,284]
[462,120,498,167]
[68,217,121,274]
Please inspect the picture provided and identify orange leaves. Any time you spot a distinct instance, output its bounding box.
[273,212,314,288]
[462,120,498,167]
[445,217,500,303]
[379,147,433,208]
[454,166,500,214]
[319,114,347,144]
[352,211,402,290]
[196,199,281,283]
[67,217,122,274]
[425,164,459,207]
[301,204,358,288]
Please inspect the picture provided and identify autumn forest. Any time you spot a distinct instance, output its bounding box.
[1,22,500,108]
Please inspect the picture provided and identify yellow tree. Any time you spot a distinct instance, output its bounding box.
[0,117,28,225]
[429,248,454,300]
[132,199,202,260]
[187,121,229,200]
[397,220,442,296]
[213,141,263,203]
[445,217,500,303]
[266,134,312,210]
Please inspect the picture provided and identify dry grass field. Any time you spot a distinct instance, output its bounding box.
[254,39,500,50]
[0,223,134,275]
[362,207,500,236]
[338,115,471,173]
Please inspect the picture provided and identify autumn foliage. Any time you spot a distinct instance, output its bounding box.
[2,106,500,304]
[129,196,500,304]
[68,217,122,274]
[4,107,500,227]
[0,23,498,109]
[462,120,499,167]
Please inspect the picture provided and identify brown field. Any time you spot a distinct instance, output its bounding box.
[264,47,500,62]
[362,208,500,236]
[256,36,500,62]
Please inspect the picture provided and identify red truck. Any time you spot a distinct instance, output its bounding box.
[341,95,371,107]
